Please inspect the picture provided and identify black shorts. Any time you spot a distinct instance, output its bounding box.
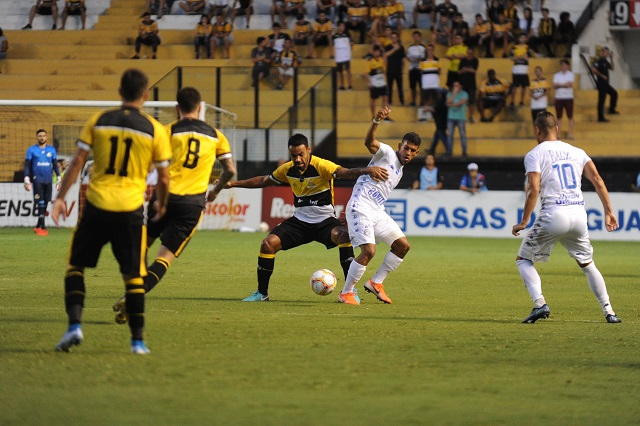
[315,35,330,46]
[69,202,146,276]
[37,5,53,15]
[370,85,388,99]
[465,86,477,103]
[336,61,351,72]
[294,37,309,45]
[234,5,253,15]
[512,74,530,87]
[237,0,251,8]
[270,215,342,251]
[409,68,421,88]
[416,5,433,13]
[67,6,86,15]
[147,193,204,257]
[32,181,53,204]
[483,98,502,109]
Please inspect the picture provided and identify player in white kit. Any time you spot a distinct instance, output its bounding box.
[512,111,622,324]
[339,106,421,305]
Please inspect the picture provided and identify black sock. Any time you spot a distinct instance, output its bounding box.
[125,277,145,340]
[64,268,85,325]
[257,254,275,295]
[143,258,170,293]
[339,244,355,280]
[37,200,46,229]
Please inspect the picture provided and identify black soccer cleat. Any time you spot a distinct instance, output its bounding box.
[606,314,622,323]
[522,304,550,324]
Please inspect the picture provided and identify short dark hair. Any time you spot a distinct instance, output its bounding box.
[257,36,265,44]
[402,132,422,147]
[534,111,557,136]
[120,68,148,102]
[272,22,281,28]
[176,87,202,114]
[475,13,482,18]
[560,58,570,66]
[36,129,46,135]
[541,7,549,13]
[288,133,309,148]
[412,30,421,36]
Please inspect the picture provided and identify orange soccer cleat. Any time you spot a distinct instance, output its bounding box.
[364,280,392,304]
[337,291,360,305]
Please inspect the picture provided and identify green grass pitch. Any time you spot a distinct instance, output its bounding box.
[1,228,639,425]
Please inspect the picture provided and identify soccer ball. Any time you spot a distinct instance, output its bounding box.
[310,269,337,296]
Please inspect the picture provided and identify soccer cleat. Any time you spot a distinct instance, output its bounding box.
[522,304,550,323]
[338,290,360,305]
[33,227,41,233]
[37,228,48,236]
[112,296,127,324]
[364,280,392,304]
[606,314,622,323]
[55,326,84,352]
[242,291,269,302]
[131,340,151,355]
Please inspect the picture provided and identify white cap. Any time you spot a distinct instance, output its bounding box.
[467,163,478,171]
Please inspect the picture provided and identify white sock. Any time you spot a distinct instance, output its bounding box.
[516,259,545,306]
[581,262,614,315]
[371,251,404,284]
[342,261,367,294]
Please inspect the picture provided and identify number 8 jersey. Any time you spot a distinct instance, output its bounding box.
[524,140,590,209]
[78,106,172,212]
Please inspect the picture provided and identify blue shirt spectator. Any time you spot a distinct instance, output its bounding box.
[460,162,487,194]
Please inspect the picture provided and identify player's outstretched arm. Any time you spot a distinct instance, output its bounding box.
[207,158,237,202]
[52,147,88,226]
[365,106,390,155]
[512,171,540,236]
[229,175,276,189]
[334,166,389,182]
[583,160,619,232]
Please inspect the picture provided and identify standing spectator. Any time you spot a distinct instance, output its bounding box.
[384,0,405,31]
[518,7,538,51]
[419,43,441,115]
[553,58,574,138]
[268,22,291,59]
[412,153,444,189]
[446,81,468,156]
[451,12,470,46]
[435,0,458,20]
[428,88,450,154]
[132,13,161,59]
[556,12,575,57]
[458,48,478,122]
[365,45,390,120]
[346,0,368,44]
[312,11,333,58]
[431,13,452,47]
[275,38,302,89]
[486,0,504,23]
[412,0,436,29]
[384,31,406,106]
[491,13,513,57]
[472,13,492,58]
[477,68,510,122]
[406,30,427,106]
[503,0,519,32]
[0,28,8,69]
[194,14,212,59]
[229,0,253,29]
[537,7,555,57]
[445,34,467,88]
[316,0,336,23]
[529,66,550,127]
[509,33,535,106]
[334,21,353,90]
[591,46,618,122]
[210,12,233,58]
[59,0,86,30]
[23,0,59,30]
[177,0,206,14]
[293,13,314,57]
[251,36,273,86]
[460,162,487,193]
[24,129,61,236]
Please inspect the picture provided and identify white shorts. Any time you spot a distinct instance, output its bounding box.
[518,206,593,264]
[278,66,295,77]
[346,207,405,248]
[208,0,228,7]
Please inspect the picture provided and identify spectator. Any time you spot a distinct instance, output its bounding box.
[268,22,291,59]
[59,0,86,30]
[458,47,478,122]
[293,13,314,57]
[491,12,513,58]
[419,43,441,115]
[384,31,406,106]
[208,0,230,20]
[210,12,232,58]
[406,30,427,106]
[509,33,535,106]
[271,0,287,27]
[412,153,444,189]
[132,12,161,59]
[316,0,336,23]
[556,11,575,58]
[451,12,470,46]
[385,0,405,31]
[145,0,168,19]
[472,13,492,58]
[312,11,334,58]
[503,0,519,32]
[194,14,212,59]
[275,38,302,89]
[346,0,368,44]
[412,0,436,29]
[553,58,574,138]
[287,0,307,19]
[229,0,253,28]
[518,7,538,51]
[365,45,390,120]
[435,0,458,20]
[431,13,452,47]
[428,88,450,154]
[537,7,555,57]
[23,0,59,30]
[446,80,468,156]
[336,0,349,24]
[0,28,7,68]
[477,68,510,122]
[445,34,467,88]
[460,162,487,194]
[591,46,619,123]
[334,21,353,90]
[251,36,273,86]
[56,159,68,181]
[369,0,387,38]
[632,171,640,192]
[486,0,504,23]
[529,65,550,127]
[177,0,206,15]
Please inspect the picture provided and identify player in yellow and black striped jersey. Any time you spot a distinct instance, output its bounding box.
[478,68,511,122]
[221,133,389,301]
[111,87,236,325]
[52,69,172,354]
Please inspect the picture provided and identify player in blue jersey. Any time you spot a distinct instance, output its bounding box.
[24,129,60,236]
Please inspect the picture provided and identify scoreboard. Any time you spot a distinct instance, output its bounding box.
[610,0,640,28]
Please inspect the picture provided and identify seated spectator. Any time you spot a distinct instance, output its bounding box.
[556,11,575,58]
[503,0,519,32]
[132,12,161,59]
[472,13,492,57]
[60,0,86,30]
[208,0,230,20]
[460,162,487,193]
[271,0,288,27]
[451,12,470,46]
[518,7,538,50]
[316,0,336,23]
[334,21,354,90]
[632,171,640,192]
[385,0,405,31]
[336,0,349,24]
[477,68,510,122]
[0,28,7,65]
[491,12,513,57]
[431,13,452,47]
[251,36,273,86]
[412,0,436,29]
[229,0,253,28]
[145,0,169,18]
[435,0,458,20]
[210,12,233,58]
[369,0,387,39]
[287,0,307,23]
[486,0,504,23]
[293,13,313,57]
[275,38,302,89]
[537,7,555,57]
[346,0,368,44]
[23,0,59,30]
[177,0,206,15]
[419,43,441,113]
[312,11,334,58]
[194,14,212,59]
[268,22,292,59]
[412,153,444,190]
